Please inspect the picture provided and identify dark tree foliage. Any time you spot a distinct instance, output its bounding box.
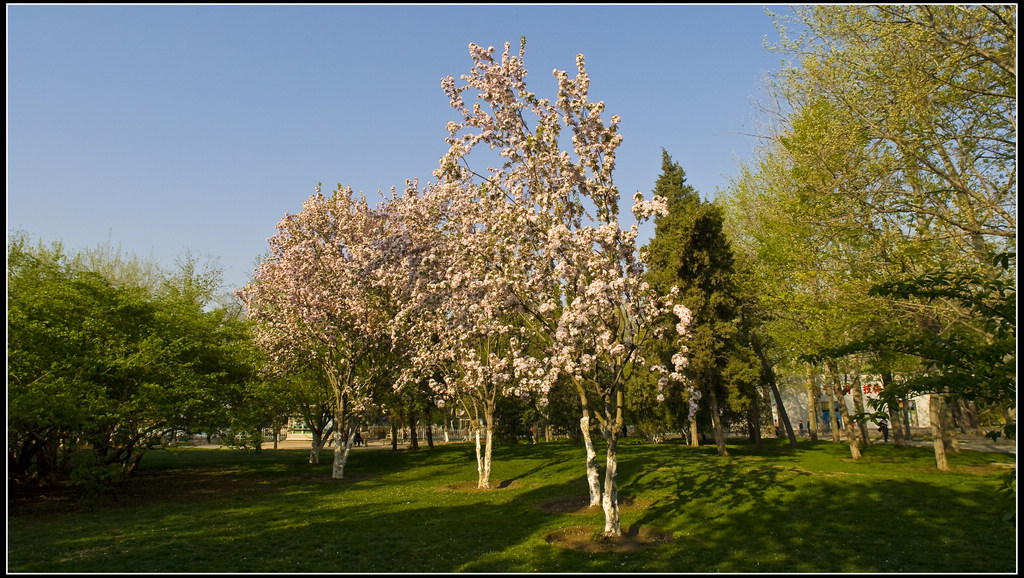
[641,150,759,447]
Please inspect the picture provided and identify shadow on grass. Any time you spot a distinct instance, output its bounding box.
[7,439,1016,573]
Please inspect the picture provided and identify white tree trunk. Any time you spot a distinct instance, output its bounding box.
[331,390,347,479]
[483,427,493,488]
[601,433,622,537]
[331,426,354,479]
[474,425,494,489]
[580,415,602,506]
[474,427,483,486]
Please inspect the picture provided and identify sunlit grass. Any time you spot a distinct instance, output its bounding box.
[7,437,1015,573]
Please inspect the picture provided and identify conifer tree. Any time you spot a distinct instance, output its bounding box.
[643,150,755,456]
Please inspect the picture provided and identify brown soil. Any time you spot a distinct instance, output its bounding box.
[536,494,673,552]
[437,479,521,491]
[544,524,675,553]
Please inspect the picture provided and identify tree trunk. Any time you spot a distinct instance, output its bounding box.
[473,426,484,487]
[948,398,973,435]
[474,411,495,489]
[838,393,862,460]
[879,371,902,447]
[850,372,871,445]
[331,390,346,479]
[806,365,819,442]
[483,425,493,488]
[576,387,602,506]
[749,394,762,449]
[754,340,797,447]
[601,426,622,537]
[708,389,729,457]
[689,420,699,447]
[272,417,280,450]
[326,366,356,478]
[579,414,602,506]
[901,397,913,440]
[827,361,861,459]
[390,421,399,451]
[483,406,494,488]
[827,372,841,443]
[887,403,904,448]
[962,400,981,434]
[309,429,328,464]
[408,411,419,450]
[940,394,961,453]
[425,417,434,449]
[332,418,357,479]
[930,393,949,471]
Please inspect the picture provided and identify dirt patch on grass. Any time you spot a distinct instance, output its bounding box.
[954,463,1016,475]
[535,493,650,514]
[437,479,521,492]
[544,524,674,553]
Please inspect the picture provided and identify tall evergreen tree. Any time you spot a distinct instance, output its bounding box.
[643,150,755,456]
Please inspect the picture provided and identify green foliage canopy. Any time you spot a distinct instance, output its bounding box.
[7,235,261,486]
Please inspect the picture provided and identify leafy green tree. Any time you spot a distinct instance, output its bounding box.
[768,5,1015,262]
[722,5,1015,466]
[721,136,900,458]
[8,237,97,485]
[7,234,259,487]
[773,5,1014,456]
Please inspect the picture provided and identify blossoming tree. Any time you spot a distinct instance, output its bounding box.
[386,173,542,489]
[239,186,409,479]
[424,39,692,537]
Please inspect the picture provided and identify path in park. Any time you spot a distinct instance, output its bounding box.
[194,428,1016,455]
[808,427,1016,455]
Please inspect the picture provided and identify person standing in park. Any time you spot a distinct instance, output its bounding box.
[798,421,804,437]
[878,420,889,443]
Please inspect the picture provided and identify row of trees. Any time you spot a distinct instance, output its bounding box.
[719,5,1016,468]
[239,39,697,537]
[8,5,1012,537]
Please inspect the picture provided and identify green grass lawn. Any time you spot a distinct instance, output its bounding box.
[7,437,1016,573]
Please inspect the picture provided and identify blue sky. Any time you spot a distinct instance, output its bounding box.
[8,4,792,293]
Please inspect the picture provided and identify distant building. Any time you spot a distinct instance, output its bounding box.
[775,373,930,432]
